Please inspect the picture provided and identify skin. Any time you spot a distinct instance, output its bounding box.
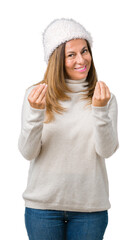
[65,38,111,107]
[28,83,47,109]
[65,39,92,80]
[28,38,110,109]
[92,81,111,107]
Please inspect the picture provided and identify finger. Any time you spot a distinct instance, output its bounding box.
[36,85,47,103]
[32,84,46,101]
[41,86,48,102]
[40,88,47,108]
[28,85,40,98]
[98,81,106,99]
[105,85,111,99]
[41,95,46,106]
[94,82,101,97]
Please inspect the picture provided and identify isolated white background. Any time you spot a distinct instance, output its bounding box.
[0,0,137,239]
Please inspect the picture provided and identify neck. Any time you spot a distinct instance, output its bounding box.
[65,78,87,84]
[65,77,88,93]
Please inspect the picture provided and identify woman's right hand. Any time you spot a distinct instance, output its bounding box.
[28,83,48,109]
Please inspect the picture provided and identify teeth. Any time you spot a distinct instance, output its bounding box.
[79,67,85,70]
[76,66,85,70]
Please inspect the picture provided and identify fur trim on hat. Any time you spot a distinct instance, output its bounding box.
[42,18,93,63]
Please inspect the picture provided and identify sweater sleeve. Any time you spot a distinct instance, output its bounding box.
[18,86,46,161]
[92,93,119,158]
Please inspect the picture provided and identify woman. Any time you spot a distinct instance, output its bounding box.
[18,18,119,240]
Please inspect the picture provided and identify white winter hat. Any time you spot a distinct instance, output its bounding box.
[42,18,93,63]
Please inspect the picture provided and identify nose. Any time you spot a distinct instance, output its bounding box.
[76,53,85,64]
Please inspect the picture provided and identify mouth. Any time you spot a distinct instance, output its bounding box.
[74,65,87,72]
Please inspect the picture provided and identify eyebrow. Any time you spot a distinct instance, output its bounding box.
[66,46,88,54]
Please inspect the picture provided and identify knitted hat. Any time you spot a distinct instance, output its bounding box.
[42,18,93,63]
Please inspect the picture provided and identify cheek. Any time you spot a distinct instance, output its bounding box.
[87,56,92,67]
[87,54,92,62]
[65,60,74,71]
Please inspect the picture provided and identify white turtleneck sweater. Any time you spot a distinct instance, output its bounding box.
[18,78,119,212]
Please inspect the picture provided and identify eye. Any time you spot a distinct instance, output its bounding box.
[68,54,74,58]
[82,49,88,54]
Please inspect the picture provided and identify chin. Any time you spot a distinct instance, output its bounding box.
[74,73,88,80]
[67,71,88,80]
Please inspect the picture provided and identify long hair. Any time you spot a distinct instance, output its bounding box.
[30,40,98,123]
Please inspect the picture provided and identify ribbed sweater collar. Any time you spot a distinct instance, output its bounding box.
[65,78,88,93]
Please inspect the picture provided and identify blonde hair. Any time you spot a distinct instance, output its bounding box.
[30,40,98,123]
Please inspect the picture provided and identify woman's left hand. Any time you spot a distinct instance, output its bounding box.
[92,81,111,107]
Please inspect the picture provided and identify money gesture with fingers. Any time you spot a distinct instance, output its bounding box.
[92,81,111,107]
[28,83,48,109]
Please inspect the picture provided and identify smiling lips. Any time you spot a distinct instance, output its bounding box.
[74,65,87,72]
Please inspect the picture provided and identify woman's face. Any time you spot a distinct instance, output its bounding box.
[64,39,92,80]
